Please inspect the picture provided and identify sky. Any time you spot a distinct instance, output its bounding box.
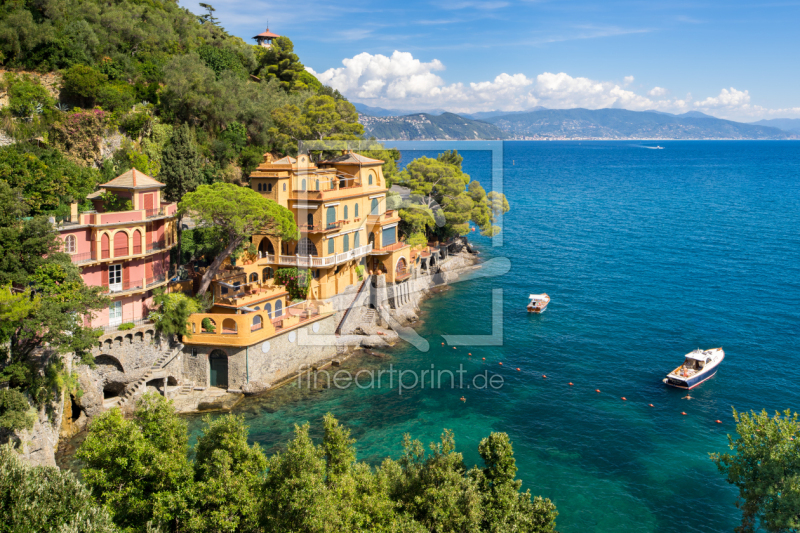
[183,0,800,122]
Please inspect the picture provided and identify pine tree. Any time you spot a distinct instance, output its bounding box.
[161,124,203,203]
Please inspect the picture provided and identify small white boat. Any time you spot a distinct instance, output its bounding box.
[527,293,550,313]
[655,145,664,149]
[663,348,724,389]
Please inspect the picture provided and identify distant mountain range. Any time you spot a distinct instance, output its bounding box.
[356,103,797,141]
[749,118,800,134]
[359,112,508,141]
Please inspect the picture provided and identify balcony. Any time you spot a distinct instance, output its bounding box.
[366,210,400,226]
[369,241,408,255]
[298,222,342,234]
[394,267,411,281]
[102,275,167,295]
[70,251,97,265]
[258,243,373,269]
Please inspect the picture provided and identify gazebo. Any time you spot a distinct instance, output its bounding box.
[253,28,280,48]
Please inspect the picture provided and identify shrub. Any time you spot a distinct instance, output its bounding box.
[96,81,136,112]
[61,64,108,107]
[201,317,216,333]
[117,322,135,330]
[99,190,132,212]
[274,268,310,300]
[0,389,35,432]
[5,74,54,118]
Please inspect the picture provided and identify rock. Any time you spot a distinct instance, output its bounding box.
[241,381,270,396]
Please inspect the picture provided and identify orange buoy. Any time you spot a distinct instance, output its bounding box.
[649,404,654,407]
[453,347,457,350]
[681,412,687,416]
[441,342,444,346]
[716,420,722,424]
[482,357,485,360]
[542,375,547,378]
[499,362,503,366]
[468,353,472,356]
[595,389,601,393]
[569,382,573,386]
[621,397,627,401]
[517,368,521,371]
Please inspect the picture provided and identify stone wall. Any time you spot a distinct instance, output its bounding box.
[181,314,338,392]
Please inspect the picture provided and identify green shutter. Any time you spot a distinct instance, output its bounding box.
[326,206,336,228]
[328,238,334,254]
[382,226,396,246]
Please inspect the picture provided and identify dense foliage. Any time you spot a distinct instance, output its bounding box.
[711,409,800,533]
[178,183,297,295]
[397,151,509,239]
[0,443,117,533]
[274,268,311,300]
[147,289,206,338]
[75,394,557,533]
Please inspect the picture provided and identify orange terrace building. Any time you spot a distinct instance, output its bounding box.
[57,169,178,329]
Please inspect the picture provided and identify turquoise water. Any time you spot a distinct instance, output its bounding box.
[188,141,800,533]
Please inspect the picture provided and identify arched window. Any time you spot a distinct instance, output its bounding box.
[301,178,306,191]
[315,179,320,190]
[369,173,373,185]
[344,205,348,220]
[132,230,142,254]
[252,315,262,331]
[275,299,283,317]
[354,231,360,248]
[113,231,128,257]
[343,234,350,252]
[101,233,110,259]
[268,183,273,192]
[249,272,258,283]
[222,318,237,334]
[328,238,334,254]
[64,235,76,254]
[265,302,272,319]
[355,203,359,218]
[258,183,262,191]
[297,237,317,256]
[283,183,286,191]
[262,267,274,280]
[254,306,260,310]
[259,239,275,257]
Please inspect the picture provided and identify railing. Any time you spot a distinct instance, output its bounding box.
[70,251,96,265]
[146,275,167,287]
[114,246,129,258]
[101,318,152,333]
[274,243,373,268]
[133,245,142,254]
[325,221,343,231]
[371,241,407,254]
[146,240,166,253]
[298,223,341,233]
[104,279,145,293]
[146,207,165,219]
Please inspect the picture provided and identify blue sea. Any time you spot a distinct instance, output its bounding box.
[188,141,800,533]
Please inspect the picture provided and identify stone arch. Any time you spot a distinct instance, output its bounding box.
[103,339,112,351]
[167,376,178,386]
[258,237,276,257]
[95,354,124,373]
[396,256,408,275]
[202,317,216,333]
[124,333,133,344]
[134,331,144,343]
[114,336,123,347]
[145,329,154,342]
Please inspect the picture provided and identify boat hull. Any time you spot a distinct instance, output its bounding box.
[527,303,548,313]
[663,365,719,389]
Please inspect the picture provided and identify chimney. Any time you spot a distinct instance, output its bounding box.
[70,201,79,222]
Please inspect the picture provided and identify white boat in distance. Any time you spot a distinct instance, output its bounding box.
[527,294,550,313]
[663,348,725,389]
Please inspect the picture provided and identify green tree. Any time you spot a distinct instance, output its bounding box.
[147,289,204,338]
[397,153,509,239]
[0,388,36,432]
[179,183,297,295]
[161,124,203,203]
[77,394,194,531]
[61,64,108,107]
[270,95,364,154]
[0,443,117,533]
[711,408,800,533]
[256,36,306,91]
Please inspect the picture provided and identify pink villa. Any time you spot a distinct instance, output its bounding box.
[57,168,178,329]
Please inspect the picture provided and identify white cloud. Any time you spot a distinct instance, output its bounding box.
[312,51,800,121]
[694,87,750,109]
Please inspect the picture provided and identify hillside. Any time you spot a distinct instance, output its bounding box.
[750,118,800,134]
[484,108,793,140]
[360,112,508,140]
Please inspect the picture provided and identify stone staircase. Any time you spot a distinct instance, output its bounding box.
[334,278,369,336]
[116,342,184,409]
[363,308,376,325]
[178,381,194,396]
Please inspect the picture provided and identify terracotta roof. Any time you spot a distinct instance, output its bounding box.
[272,156,296,165]
[253,29,280,39]
[86,190,105,199]
[321,152,384,165]
[99,168,165,189]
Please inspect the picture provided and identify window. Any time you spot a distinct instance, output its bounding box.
[313,269,319,279]
[315,179,320,190]
[297,237,317,256]
[344,205,348,220]
[265,302,272,318]
[221,285,228,295]
[355,203,359,218]
[258,183,262,191]
[382,226,396,247]
[108,265,122,292]
[301,178,306,191]
[328,238,334,254]
[326,206,336,228]
[64,235,76,254]
[191,348,198,358]
[343,234,350,252]
[249,273,258,283]
[109,301,122,327]
[268,183,273,192]
[275,299,283,317]
[369,173,373,185]
[263,267,273,280]
[371,198,379,215]
[283,183,286,191]
[354,231,360,248]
